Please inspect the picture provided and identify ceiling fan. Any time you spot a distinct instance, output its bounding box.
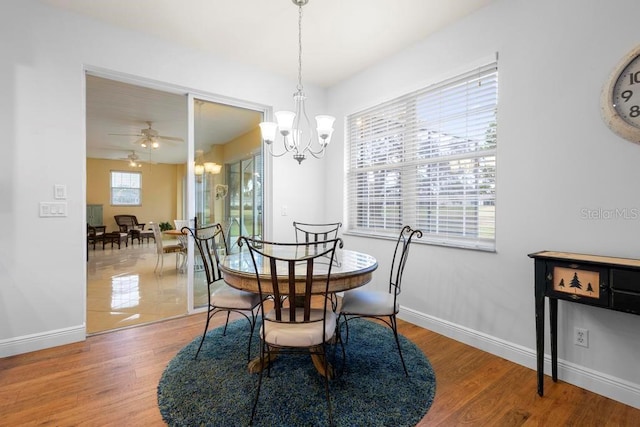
[109,121,184,149]
[120,150,155,167]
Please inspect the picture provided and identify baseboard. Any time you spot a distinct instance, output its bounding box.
[399,307,640,410]
[0,324,86,358]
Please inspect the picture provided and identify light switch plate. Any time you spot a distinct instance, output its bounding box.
[54,184,67,199]
[40,201,68,217]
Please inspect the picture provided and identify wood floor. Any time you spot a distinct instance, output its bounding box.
[1,314,638,426]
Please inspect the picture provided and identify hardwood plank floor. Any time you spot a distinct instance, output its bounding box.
[1,315,638,426]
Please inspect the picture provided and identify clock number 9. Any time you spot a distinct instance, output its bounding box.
[621,90,633,102]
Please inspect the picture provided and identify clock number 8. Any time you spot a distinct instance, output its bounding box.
[630,105,640,118]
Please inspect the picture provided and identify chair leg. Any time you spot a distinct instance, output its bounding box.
[250,341,266,426]
[390,315,409,376]
[339,313,351,343]
[331,323,346,378]
[321,342,334,426]
[154,254,160,274]
[246,314,255,362]
[155,254,165,276]
[222,311,231,335]
[194,310,213,360]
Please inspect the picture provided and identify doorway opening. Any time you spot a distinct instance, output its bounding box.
[85,74,265,334]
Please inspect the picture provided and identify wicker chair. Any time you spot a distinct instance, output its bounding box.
[114,214,149,244]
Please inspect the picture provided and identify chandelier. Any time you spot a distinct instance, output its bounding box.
[259,0,335,164]
[194,150,221,176]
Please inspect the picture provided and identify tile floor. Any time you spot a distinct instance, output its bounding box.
[86,237,208,334]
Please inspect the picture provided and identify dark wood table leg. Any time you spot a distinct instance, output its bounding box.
[550,297,558,382]
[534,261,546,396]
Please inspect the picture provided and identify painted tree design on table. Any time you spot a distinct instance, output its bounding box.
[586,282,594,294]
[569,272,582,292]
[558,278,565,288]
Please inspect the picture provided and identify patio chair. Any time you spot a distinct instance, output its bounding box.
[114,214,147,244]
[151,222,185,276]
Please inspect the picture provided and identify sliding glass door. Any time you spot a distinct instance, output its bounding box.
[226,153,263,253]
[189,96,265,309]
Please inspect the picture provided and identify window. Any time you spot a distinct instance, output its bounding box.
[346,62,498,251]
[111,171,142,206]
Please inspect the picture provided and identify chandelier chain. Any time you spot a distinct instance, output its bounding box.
[258,0,334,164]
[297,4,303,92]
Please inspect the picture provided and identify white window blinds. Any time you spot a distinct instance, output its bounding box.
[111,171,142,206]
[346,62,498,251]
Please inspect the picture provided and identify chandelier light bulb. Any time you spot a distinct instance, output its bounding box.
[275,111,296,136]
[259,122,278,144]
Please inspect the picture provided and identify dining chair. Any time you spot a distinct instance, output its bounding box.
[239,235,343,426]
[150,222,184,276]
[338,225,422,376]
[186,224,261,361]
[293,221,342,248]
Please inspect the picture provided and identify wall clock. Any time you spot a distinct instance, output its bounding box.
[601,45,640,143]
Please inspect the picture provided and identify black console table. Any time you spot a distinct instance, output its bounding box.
[528,250,640,396]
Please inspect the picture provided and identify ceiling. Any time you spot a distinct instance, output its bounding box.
[86,75,262,164]
[43,0,494,88]
[62,0,496,164]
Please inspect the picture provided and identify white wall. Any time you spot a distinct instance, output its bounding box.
[0,0,326,354]
[326,0,640,409]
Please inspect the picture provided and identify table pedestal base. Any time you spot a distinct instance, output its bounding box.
[248,347,335,379]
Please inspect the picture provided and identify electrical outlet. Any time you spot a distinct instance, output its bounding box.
[574,327,589,348]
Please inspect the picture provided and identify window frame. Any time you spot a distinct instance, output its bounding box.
[345,62,498,251]
[110,170,142,206]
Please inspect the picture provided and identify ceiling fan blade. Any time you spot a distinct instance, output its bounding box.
[109,133,144,137]
[158,135,184,142]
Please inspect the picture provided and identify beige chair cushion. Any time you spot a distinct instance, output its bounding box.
[261,308,337,347]
[211,282,261,310]
[340,289,398,316]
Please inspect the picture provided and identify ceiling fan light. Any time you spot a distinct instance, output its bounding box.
[151,140,159,149]
[194,164,205,176]
[140,141,147,148]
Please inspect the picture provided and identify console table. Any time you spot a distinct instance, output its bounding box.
[529,250,640,396]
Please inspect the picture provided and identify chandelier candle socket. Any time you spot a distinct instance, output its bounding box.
[259,0,335,164]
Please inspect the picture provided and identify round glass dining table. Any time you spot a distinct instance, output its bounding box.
[219,248,378,295]
[219,247,378,377]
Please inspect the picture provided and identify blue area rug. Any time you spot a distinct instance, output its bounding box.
[158,318,436,426]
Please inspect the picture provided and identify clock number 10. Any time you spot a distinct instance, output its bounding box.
[629,71,640,85]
